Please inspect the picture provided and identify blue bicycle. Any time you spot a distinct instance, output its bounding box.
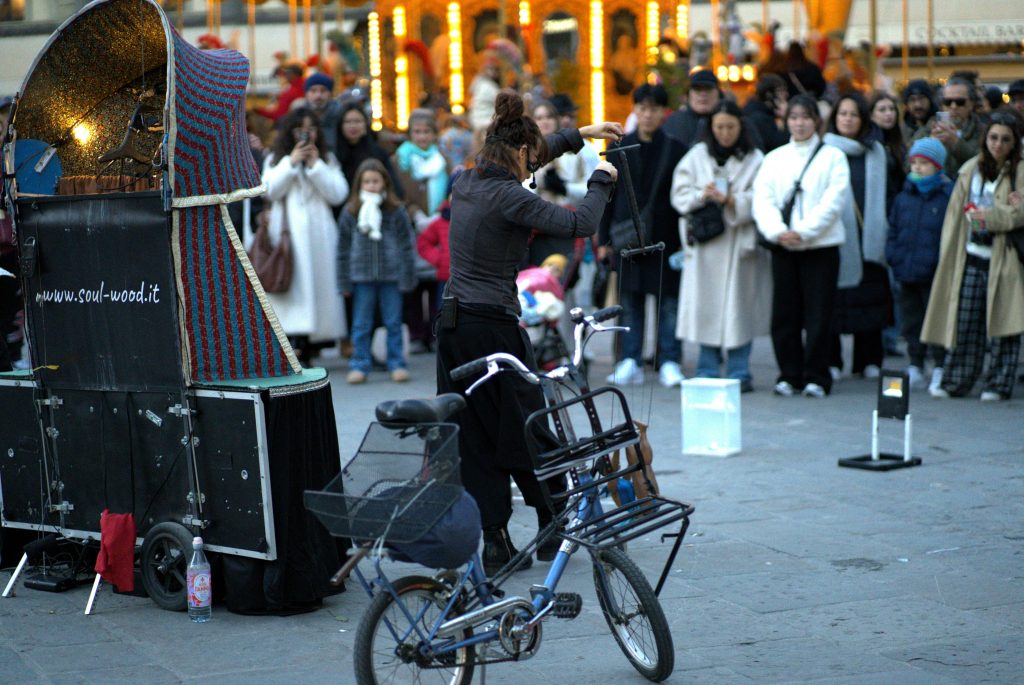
[305,306,694,684]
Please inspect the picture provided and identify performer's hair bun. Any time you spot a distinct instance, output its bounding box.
[493,90,524,126]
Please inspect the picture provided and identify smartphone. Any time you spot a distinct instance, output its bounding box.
[298,130,310,144]
[936,111,951,124]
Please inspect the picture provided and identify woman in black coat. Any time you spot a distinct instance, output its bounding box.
[437,89,621,575]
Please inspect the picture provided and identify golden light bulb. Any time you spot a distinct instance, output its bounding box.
[72,123,92,144]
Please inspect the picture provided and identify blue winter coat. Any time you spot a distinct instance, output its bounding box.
[885,176,953,284]
[337,205,417,294]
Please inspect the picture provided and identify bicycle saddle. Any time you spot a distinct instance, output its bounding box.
[375,393,466,425]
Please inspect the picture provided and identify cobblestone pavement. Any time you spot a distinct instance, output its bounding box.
[2,335,1022,684]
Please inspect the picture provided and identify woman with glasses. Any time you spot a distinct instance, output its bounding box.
[921,110,1024,401]
[437,89,622,574]
[260,107,350,365]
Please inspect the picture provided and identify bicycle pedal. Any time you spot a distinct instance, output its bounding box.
[553,592,582,619]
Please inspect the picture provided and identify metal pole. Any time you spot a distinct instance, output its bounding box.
[904,414,913,462]
[870,410,879,460]
[289,0,298,60]
[176,0,184,34]
[926,0,934,79]
[868,0,877,93]
[762,0,769,36]
[303,0,312,60]
[792,0,799,44]
[316,0,325,60]
[901,0,909,84]
[248,1,257,76]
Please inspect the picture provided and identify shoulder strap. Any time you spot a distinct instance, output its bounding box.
[795,141,824,187]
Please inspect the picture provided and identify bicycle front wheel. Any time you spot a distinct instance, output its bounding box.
[592,547,674,682]
[353,575,475,685]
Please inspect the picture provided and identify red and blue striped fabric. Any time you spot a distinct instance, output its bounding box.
[171,35,262,200]
[176,205,294,382]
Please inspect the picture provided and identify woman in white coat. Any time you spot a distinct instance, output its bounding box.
[752,94,851,398]
[671,100,770,391]
[260,106,350,365]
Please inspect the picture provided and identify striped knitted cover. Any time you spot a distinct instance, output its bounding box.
[169,34,298,382]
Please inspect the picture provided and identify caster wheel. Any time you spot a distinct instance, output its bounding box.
[140,522,194,611]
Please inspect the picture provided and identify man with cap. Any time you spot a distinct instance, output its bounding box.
[913,76,984,178]
[303,72,341,151]
[885,136,953,393]
[900,79,937,146]
[1008,80,1024,116]
[549,93,579,131]
[598,84,687,388]
[662,68,721,147]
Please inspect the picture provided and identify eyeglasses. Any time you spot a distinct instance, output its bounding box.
[943,98,968,107]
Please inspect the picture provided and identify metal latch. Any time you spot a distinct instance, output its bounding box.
[48,501,74,513]
[38,396,63,408]
[181,515,209,529]
[168,404,194,417]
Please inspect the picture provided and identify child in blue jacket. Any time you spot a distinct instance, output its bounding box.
[885,137,954,392]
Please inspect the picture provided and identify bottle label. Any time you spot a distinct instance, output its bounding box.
[188,569,212,608]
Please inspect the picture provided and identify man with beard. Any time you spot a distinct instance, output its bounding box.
[900,79,937,145]
[303,72,341,151]
[662,68,720,147]
[913,77,984,177]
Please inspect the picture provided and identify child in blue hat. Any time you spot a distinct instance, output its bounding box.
[885,137,954,392]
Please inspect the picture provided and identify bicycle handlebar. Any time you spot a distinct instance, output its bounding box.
[450,357,490,382]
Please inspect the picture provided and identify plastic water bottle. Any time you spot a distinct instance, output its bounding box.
[187,536,212,623]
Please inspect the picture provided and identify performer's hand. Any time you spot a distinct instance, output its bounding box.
[595,160,618,182]
[580,122,625,142]
[778,230,802,247]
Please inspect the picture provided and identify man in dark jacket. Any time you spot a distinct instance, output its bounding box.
[662,68,720,147]
[900,79,937,145]
[599,84,688,387]
[912,77,983,178]
[743,73,789,153]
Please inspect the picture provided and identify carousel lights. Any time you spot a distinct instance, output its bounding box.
[645,1,660,66]
[727,64,740,82]
[368,11,383,131]
[518,1,530,27]
[676,2,689,43]
[589,0,604,150]
[447,3,464,115]
[741,64,756,82]
[394,6,409,131]
[716,65,728,82]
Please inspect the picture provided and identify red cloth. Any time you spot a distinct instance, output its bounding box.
[255,76,305,122]
[417,211,451,281]
[94,509,136,592]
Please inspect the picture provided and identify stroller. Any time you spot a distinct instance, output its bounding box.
[516,255,571,372]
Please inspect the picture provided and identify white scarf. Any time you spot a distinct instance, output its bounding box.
[357,191,383,241]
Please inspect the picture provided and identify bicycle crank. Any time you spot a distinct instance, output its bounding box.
[498,609,542,659]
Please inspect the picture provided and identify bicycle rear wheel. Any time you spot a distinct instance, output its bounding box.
[592,547,674,682]
[354,575,475,685]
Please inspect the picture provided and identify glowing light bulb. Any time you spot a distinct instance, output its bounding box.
[72,123,92,145]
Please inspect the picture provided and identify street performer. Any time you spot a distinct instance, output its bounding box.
[437,89,622,575]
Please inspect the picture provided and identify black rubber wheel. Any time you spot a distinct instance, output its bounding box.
[592,547,674,682]
[140,522,193,611]
[354,575,475,685]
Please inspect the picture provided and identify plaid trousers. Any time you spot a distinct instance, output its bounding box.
[942,257,1021,397]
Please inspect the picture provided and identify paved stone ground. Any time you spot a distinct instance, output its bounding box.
[1,335,1022,684]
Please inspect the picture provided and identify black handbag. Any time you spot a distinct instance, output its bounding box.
[687,201,726,245]
[758,141,824,251]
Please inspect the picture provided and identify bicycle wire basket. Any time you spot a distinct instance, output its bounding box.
[304,422,463,544]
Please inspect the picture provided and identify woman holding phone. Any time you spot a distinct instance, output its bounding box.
[260,107,350,365]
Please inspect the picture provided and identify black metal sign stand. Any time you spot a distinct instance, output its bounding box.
[838,368,923,471]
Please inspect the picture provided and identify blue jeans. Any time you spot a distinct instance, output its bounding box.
[696,342,753,382]
[620,291,681,367]
[350,282,404,373]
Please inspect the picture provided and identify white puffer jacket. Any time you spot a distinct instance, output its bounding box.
[752,133,850,250]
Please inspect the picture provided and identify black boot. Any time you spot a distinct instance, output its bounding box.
[535,509,563,562]
[482,527,531,576]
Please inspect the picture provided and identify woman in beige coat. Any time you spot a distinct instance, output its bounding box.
[921,111,1024,400]
[671,101,771,391]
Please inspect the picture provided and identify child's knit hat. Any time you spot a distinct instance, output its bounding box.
[908,137,946,170]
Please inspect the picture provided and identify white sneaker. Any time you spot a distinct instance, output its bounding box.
[928,368,945,397]
[607,358,643,385]
[980,391,1004,402]
[829,366,843,381]
[773,381,796,397]
[802,382,827,398]
[862,364,881,379]
[907,365,925,389]
[658,361,685,387]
